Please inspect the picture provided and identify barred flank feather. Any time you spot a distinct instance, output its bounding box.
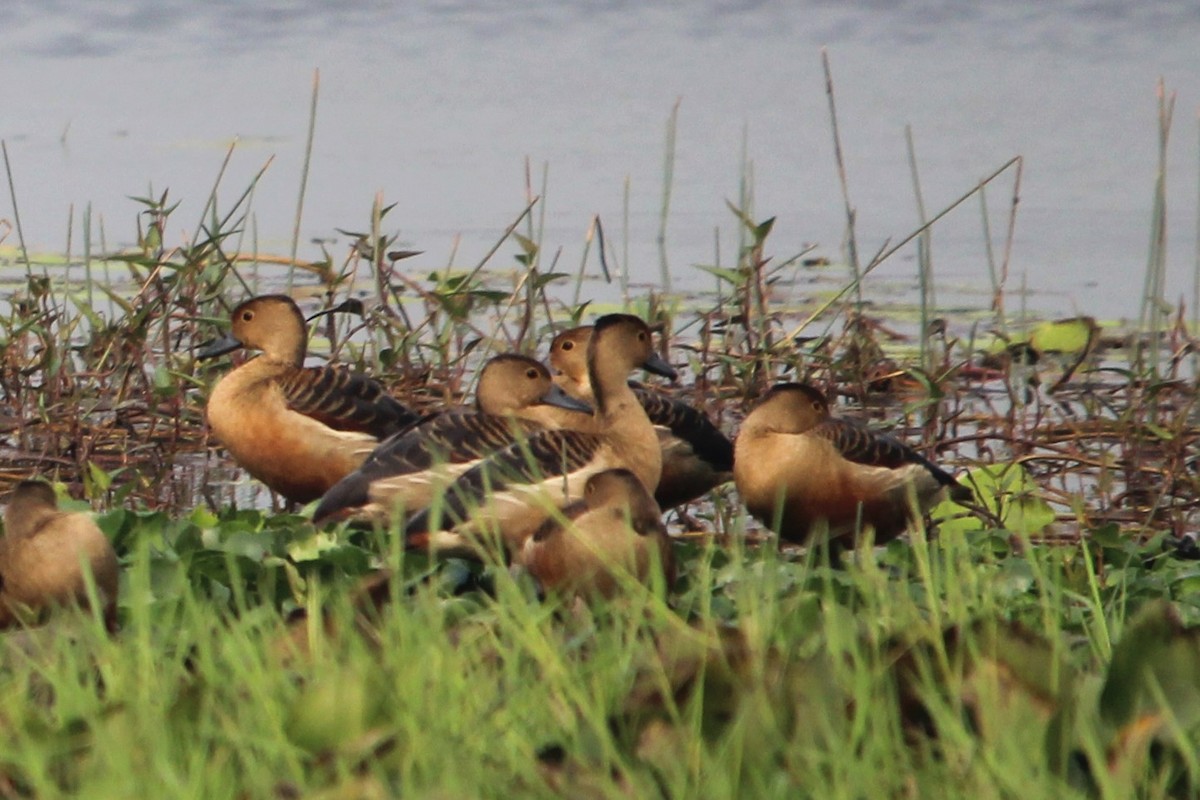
[278,365,419,439]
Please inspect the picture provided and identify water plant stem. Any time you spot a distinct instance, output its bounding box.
[658,98,680,294]
[905,125,934,372]
[1,140,32,274]
[290,68,321,288]
[821,49,862,309]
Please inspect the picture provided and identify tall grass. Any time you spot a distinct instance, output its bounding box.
[0,503,1196,796]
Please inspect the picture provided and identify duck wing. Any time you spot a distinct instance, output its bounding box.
[406,429,602,536]
[278,365,419,439]
[635,388,733,471]
[813,418,964,490]
[358,412,542,476]
[312,411,541,523]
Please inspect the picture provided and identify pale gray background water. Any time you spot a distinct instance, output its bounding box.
[5,1,1200,320]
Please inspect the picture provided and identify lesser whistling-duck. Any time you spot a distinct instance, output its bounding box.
[0,481,119,629]
[548,325,733,508]
[733,382,971,546]
[406,313,677,558]
[199,294,419,504]
[517,468,674,600]
[312,353,591,525]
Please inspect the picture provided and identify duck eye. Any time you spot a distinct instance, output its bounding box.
[241,311,254,322]
[526,368,539,379]
[561,341,573,351]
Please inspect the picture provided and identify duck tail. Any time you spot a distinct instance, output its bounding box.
[312,473,370,526]
[946,481,974,504]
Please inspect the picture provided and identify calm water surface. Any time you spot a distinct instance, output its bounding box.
[6,1,1200,320]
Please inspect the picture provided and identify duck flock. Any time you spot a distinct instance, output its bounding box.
[0,293,974,627]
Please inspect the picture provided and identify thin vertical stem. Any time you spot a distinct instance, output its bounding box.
[621,175,631,305]
[290,68,321,288]
[821,49,862,308]
[1193,108,1199,343]
[65,203,74,286]
[658,98,681,294]
[997,156,1024,324]
[2,140,31,274]
[1138,79,1175,378]
[906,125,934,371]
[84,203,94,309]
[978,185,1001,324]
[191,140,237,250]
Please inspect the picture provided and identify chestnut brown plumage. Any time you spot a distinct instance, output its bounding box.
[200,295,419,504]
[0,481,119,629]
[548,325,733,509]
[734,383,971,546]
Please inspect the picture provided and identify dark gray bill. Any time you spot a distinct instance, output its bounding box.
[540,383,593,413]
[196,334,244,360]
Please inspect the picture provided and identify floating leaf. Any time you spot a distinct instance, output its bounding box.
[932,462,1055,536]
[1030,317,1097,355]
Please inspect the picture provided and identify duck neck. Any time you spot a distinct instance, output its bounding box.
[272,332,307,366]
[3,507,54,540]
[554,371,594,403]
[271,303,310,365]
[588,357,637,421]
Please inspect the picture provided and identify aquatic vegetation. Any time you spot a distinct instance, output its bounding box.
[0,113,1196,793]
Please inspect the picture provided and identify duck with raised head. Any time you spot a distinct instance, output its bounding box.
[199,294,420,504]
[313,353,592,525]
[0,481,119,629]
[734,382,972,546]
[548,325,733,509]
[517,468,674,600]
[406,314,677,558]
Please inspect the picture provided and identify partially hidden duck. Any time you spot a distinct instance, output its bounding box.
[312,353,591,525]
[200,294,420,504]
[406,314,676,559]
[734,382,971,547]
[548,325,733,509]
[0,480,119,630]
[517,468,674,600]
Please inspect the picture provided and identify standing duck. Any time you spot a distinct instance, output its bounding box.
[312,353,591,525]
[406,314,676,558]
[548,325,733,509]
[199,295,420,504]
[517,468,674,600]
[733,382,971,546]
[0,481,119,629]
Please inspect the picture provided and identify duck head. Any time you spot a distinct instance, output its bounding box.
[198,294,309,365]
